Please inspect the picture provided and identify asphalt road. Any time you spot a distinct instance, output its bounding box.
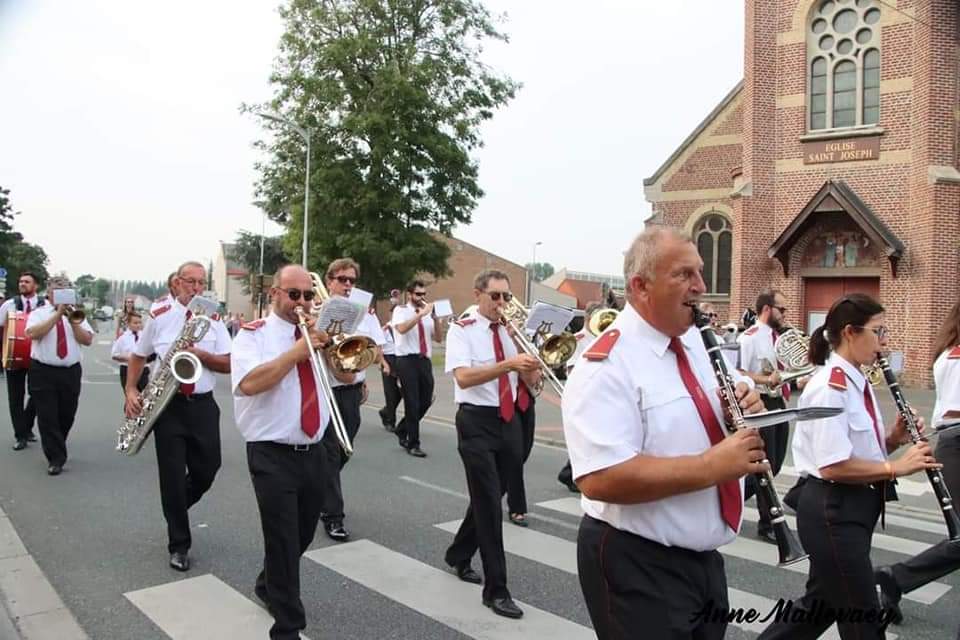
[0,336,957,639]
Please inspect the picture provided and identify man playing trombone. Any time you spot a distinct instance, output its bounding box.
[231,264,332,640]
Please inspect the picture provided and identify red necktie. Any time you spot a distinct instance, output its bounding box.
[133,331,139,343]
[490,323,516,422]
[25,299,31,313]
[669,337,742,531]
[180,310,195,396]
[294,327,321,437]
[418,319,428,356]
[772,331,791,401]
[862,386,886,454]
[56,319,68,359]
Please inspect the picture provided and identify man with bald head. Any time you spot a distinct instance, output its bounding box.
[231,264,332,640]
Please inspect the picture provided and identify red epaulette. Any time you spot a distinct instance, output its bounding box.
[948,346,960,359]
[744,326,759,336]
[242,320,266,331]
[584,329,620,361]
[211,313,220,321]
[828,367,847,390]
[454,318,476,328]
[150,305,171,319]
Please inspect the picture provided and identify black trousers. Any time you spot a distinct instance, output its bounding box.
[444,404,522,602]
[152,393,222,553]
[506,400,536,514]
[578,515,728,640]
[379,354,402,426]
[320,383,363,524]
[248,441,325,640]
[6,367,36,440]
[118,365,149,393]
[395,354,433,448]
[887,430,960,595]
[27,361,81,466]
[758,478,887,639]
[744,395,788,528]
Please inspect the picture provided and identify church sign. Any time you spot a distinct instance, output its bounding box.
[803,136,881,165]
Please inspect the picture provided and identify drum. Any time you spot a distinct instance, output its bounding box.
[2,311,32,370]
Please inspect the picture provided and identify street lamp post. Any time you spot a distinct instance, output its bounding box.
[258,210,266,318]
[256,112,313,268]
[529,241,542,305]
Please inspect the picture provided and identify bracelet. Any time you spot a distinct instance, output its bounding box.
[884,461,896,481]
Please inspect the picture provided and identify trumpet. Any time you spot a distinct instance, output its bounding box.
[587,308,619,336]
[62,305,86,323]
[295,306,353,457]
[307,272,378,374]
[502,298,577,396]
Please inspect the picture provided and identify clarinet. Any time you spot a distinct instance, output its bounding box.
[876,355,960,542]
[691,306,808,566]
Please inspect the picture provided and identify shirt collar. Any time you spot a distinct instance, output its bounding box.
[756,321,774,337]
[267,311,297,334]
[621,303,680,358]
[472,313,496,331]
[828,351,867,391]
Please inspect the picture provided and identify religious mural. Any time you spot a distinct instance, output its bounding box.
[801,223,881,269]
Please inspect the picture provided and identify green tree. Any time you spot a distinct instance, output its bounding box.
[246,0,518,296]
[230,231,290,295]
[5,242,50,294]
[92,279,111,307]
[525,262,555,283]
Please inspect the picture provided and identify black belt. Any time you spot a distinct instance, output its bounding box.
[398,353,429,359]
[256,440,322,452]
[805,475,886,493]
[334,382,364,391]
[31,359,80,369]
[173,391,213,401]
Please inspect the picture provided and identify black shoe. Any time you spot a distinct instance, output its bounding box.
[407,447,427,458]
[325,521,350,542]
[559,479,579,493]
[483,597,523,619]
[875,567,904,625]
[46,464,62,476]
[25,433,37,443]
[756,526,778,545]
[398,436,409,449]
[454,563,482,585]
[379,409,396,431]
[12,440,26,451]
[169,551,190,572]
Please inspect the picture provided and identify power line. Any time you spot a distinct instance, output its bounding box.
[872,0,933,29]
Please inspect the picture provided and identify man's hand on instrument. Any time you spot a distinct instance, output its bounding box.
[724,382,763,416]
[295,327,330,361]
[892,411,924,445]
[417,302,434,318]
[507,354,540,373]
[767,370,782,387]
[704,427,769,482]
[124,389,142,418]
[894,441,942,476]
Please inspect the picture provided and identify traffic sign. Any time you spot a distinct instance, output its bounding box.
[0,267,7,278]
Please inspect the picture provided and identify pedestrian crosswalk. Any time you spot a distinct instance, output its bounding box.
[118,484,953,639]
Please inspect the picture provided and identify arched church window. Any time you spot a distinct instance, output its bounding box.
[694,213,732,295]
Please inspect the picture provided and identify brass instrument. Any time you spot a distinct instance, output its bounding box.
[502,298,577,396]
[307,272,378,374]
[758,329,816,397]
[63,305,86,323]
[861,362,884,387]
[586,308,619,336]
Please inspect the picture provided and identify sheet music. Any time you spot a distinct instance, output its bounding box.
[433,298,454,318]
[348,287,374,310]
[187,296,219,317]
[525,301,575,337]
[317,296,366,335]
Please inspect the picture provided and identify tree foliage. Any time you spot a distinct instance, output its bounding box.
[0,187,50,293]
[246,0,518,296]
[229,231,291,295]
[525,262,554,282]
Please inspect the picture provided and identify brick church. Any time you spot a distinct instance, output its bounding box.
[644,0,959,385]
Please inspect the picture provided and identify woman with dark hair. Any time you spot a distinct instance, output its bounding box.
[759,293,941,640]
[874,300,960,625]
[115,297,136,338]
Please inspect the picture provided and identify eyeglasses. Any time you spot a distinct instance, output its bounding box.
[854,325,888,340]
[707,312,718,319]
[774,306,788,314]
[333,275,356,285]
[282,288,316,302]
[486,291,513,302]
[179,278,207,288]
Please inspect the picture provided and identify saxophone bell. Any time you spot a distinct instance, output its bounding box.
[170,351,203,385]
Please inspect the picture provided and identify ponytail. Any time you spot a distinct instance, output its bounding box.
[808,325,830,365]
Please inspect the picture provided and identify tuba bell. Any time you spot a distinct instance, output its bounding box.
[307,272,379,374]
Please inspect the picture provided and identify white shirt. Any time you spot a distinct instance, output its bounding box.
[231,313,331,444]
[445,313,520,406]
[562,303,754,552]
[0,295,43,328]
[134,298,231,394]
[329,310,385,388]
[738,321,777,374]
[111,329,144,363]
[932,348,960,426]
[566,328,594,372]
[381,322,396,356]
[792,352,887,479]
[25,305,94,367]
[391,304,435,357]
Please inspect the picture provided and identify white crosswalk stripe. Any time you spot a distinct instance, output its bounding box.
[305,539,595,639]
[124,574,309,640]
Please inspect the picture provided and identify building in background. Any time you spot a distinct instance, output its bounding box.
[212,242,255,319]
[541,268,624,309]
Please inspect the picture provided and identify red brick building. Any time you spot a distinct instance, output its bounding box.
[644,0,959,385]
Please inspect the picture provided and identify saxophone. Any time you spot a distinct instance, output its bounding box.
[116,301,213,456]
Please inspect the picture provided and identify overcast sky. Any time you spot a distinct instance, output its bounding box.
[0,0,743,284]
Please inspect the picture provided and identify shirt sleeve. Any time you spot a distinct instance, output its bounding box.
[805,385,853,469]
[133,316,157,358]
[562,357,643,480]
[738,334,756,373]
[111,336,124,358]
[230,329,263,396]
[444,324,472,373]
[212,321,232,355]
[391,306,411,330]
[78,319,94,334]
[364,314,386,345]
[0,300,12,328]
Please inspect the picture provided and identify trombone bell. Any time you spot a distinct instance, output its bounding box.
[587,309,618,336]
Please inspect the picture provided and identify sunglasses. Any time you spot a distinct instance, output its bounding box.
[282,288,316,302]
[411,291,427,298]
[774,306,788,314]
[854,325,888,340]
[333,275,356,285]
[486,291,513,302]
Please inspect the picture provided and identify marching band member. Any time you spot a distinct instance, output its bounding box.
[123,262,231,572]
[25,276,94,475]
[391,279,447,457]
[737,289,792,544]
[0,272,43,450]
[318,258,386,542]
[378,289,403,432]
[875,300,960,625]
[231,264,331,640]
[758,293,940,640]
[115,297,136,338]
[563,228,765,640]
[443,268,541,619]
[111,311,149,392]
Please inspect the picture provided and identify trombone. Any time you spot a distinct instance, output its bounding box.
[502,298,577,397]
[307,272,379,374]
[294,306,353,457]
